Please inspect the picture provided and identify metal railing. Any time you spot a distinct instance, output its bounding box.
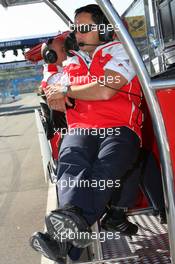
[95,0,175,263]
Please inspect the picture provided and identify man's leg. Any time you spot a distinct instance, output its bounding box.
[57,127,140,224]
[57,129,98,219]
[88,127,140,225]
[102,148,167,235]
[46,129,98,248]
[101,155,141,235]
[110,166,141,208]
[45,127,140,249]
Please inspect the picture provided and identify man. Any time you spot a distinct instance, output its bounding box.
[40,31,74,110]
[30,4,143,262]
[30,31,86,263]
[38,32,74,159]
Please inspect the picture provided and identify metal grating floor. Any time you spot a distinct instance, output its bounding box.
[101,213,170,263]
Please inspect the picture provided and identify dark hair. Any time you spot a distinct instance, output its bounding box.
[75,4,109,26]
[64,32,79,56]
[47,38,54,45]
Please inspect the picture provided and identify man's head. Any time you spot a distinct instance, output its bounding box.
[64,32,79,56]
[41,31,79,65]
[74,4,114,55]
[41,38,67,66]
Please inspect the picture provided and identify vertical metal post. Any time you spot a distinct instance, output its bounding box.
[152,0,166,72]
[91,222,103,261]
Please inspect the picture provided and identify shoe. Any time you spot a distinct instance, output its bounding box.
[159,209,167,224]
[45,205,92,248]
[30,231,69,263]
[101,208,138,236]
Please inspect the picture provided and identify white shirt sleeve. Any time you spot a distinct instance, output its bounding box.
[47,72,63,85]
[103,43,136,83]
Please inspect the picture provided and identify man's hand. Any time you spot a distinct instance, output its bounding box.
[45,83,74,111]
[48,98,66,112]
[45,84,65,101]
[47,97,73,112]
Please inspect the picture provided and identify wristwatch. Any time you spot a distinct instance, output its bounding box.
[60,84,71,96]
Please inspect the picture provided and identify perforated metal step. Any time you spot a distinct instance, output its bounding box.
[101,213,170,263]
[68,213,170,264]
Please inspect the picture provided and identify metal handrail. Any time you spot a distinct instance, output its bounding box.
[95,0,175,263]
[151,79,175,89]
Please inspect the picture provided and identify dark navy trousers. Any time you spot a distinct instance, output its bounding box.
[57,126,140,225]
[110,149,165,210]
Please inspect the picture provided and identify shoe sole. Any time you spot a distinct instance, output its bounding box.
[101,222,138,236]
[30,233,59,261]
[45,212,92,248]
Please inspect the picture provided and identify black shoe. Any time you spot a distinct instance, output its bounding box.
[159,209,167,224]
[30,231,69,263]
[45,205,92,248]
[101,208,138,236]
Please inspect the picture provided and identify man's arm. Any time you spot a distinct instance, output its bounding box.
[67,69,128,100]
[45,69,128,102]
